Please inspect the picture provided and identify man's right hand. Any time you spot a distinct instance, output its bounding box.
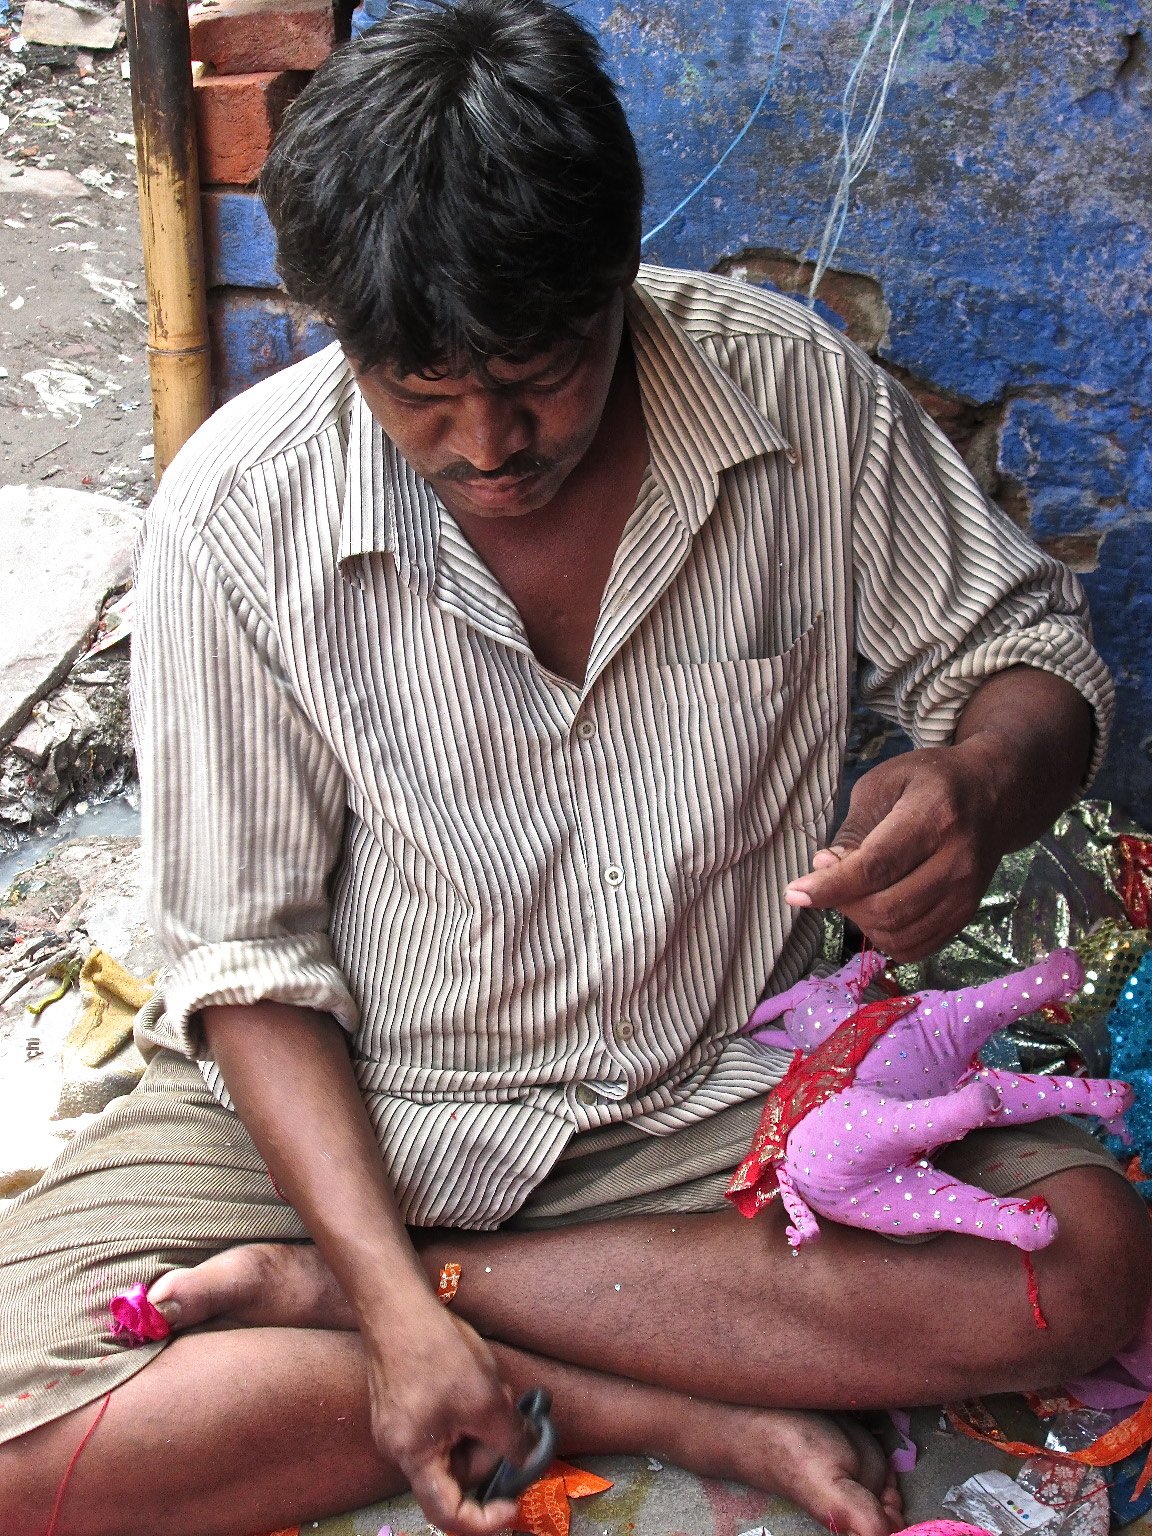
[366,1304,534,1535]
[202,1001,539,1536]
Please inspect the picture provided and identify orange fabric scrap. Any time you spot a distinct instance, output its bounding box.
[437,1262,462,1305]
[947,1394,1152,1502]
[510,1458,614,1536]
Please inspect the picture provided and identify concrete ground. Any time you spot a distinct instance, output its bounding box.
[304,1407,1149,1536]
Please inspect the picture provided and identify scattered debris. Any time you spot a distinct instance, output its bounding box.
[22,363,99,421]
[81,260,142,321]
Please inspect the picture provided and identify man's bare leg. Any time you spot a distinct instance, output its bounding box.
[3,1164,1143,1536]
[145,1167,1150,1406]
[0,1305,901,1536]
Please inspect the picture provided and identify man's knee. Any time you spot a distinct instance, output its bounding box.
[1019,1167,1152,1381]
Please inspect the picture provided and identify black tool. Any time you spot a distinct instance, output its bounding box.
[474,1387,557,1505]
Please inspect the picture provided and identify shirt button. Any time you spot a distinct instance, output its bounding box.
[614,1019,636,1043]
[574,1084,598,1106]
[575,718,596,740]
[604,864,624,889]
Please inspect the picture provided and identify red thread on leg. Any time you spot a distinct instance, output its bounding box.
[45,1392,111,1536]
[1022,1251,1049,1330]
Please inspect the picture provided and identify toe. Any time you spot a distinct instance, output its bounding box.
[147,1248,262,1331]
[825,1476,893,1536]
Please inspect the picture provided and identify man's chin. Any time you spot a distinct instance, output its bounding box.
[439,467,559,519]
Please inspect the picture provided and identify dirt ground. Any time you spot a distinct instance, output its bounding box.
[0,19,153,505]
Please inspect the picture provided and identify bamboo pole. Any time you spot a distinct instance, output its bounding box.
[125,0,213,478]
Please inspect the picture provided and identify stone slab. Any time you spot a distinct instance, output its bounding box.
[195,70,309,186]
[0,158,91,198]
[202,186,280,288]
[19,0,123,49]
[0,485,142,744]
[189,0,334,74]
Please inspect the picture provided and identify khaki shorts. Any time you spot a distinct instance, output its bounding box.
[0,1050,1123,1444]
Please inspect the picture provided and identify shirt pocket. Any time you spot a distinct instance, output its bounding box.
[650,615,829,886]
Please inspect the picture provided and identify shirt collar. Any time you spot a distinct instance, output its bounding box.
[338,270,795,572]
[625,275,795,531]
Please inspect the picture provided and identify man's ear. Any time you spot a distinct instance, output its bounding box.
[624,239,642,285]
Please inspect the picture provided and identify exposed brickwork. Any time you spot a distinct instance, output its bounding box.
[194,71,308,186]
[189,0,335,75]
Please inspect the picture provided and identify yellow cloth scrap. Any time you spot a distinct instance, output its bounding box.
[65,950,155,1068]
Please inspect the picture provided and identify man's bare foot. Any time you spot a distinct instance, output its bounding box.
[149,1245,903,1536]
[148,1242,355,1331]
[661,1397,903,1536]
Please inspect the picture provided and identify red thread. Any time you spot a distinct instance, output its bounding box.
[1022,1251,1049,1330]
[45,1391,110,1536]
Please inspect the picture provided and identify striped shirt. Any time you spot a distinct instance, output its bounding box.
[132,266,1113,1228]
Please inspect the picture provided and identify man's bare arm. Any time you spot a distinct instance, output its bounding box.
[785,666,1094,960]
[199,1000,529,1535]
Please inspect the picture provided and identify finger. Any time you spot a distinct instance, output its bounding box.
[831,844,986,959]
[785,797,942,912]
[409,1458,518,1536]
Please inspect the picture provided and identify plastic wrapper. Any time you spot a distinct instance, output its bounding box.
[942,1469,1062,1535]
[882,802,1149,1077]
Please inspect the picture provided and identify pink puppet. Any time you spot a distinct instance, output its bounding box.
[727,947,1132,1250]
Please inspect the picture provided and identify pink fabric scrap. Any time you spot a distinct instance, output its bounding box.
[896,1524,997,1536]
[108,1284,171,1346]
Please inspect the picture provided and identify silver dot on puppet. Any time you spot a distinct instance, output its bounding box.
[976,1001,984,1009]
[1022,991,1030,1000]
[975,1220,983,1228]
[894,1174,903,1183]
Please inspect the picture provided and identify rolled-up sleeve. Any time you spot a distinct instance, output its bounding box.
[131,487,358,1059]
[848,361,1114,783]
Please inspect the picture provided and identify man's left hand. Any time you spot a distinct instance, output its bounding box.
[784,740,1005,962]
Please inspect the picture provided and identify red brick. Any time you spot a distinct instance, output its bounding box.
[195,70,308,185]
[189,0,335,75]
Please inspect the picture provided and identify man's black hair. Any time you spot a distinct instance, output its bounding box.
[260,0,645,376]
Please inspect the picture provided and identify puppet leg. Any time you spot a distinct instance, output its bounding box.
[906,949,1085,1078]
[975,1069,1133,1136]
[788,1081,1060,1250]
[822,1160,1059,1249]
[775,1167,822,1247]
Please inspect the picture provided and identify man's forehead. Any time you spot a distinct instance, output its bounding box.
[364,314,608,396]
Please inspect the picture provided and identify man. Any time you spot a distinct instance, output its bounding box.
[1,2,1148,1534]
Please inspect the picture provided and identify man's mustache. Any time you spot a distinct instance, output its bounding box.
[435,452,553,484]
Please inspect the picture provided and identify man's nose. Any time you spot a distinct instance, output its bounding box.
[450,392,533,473]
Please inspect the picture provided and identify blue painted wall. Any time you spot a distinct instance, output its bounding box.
[573,0,1152,822]
[207,0,1151,820]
